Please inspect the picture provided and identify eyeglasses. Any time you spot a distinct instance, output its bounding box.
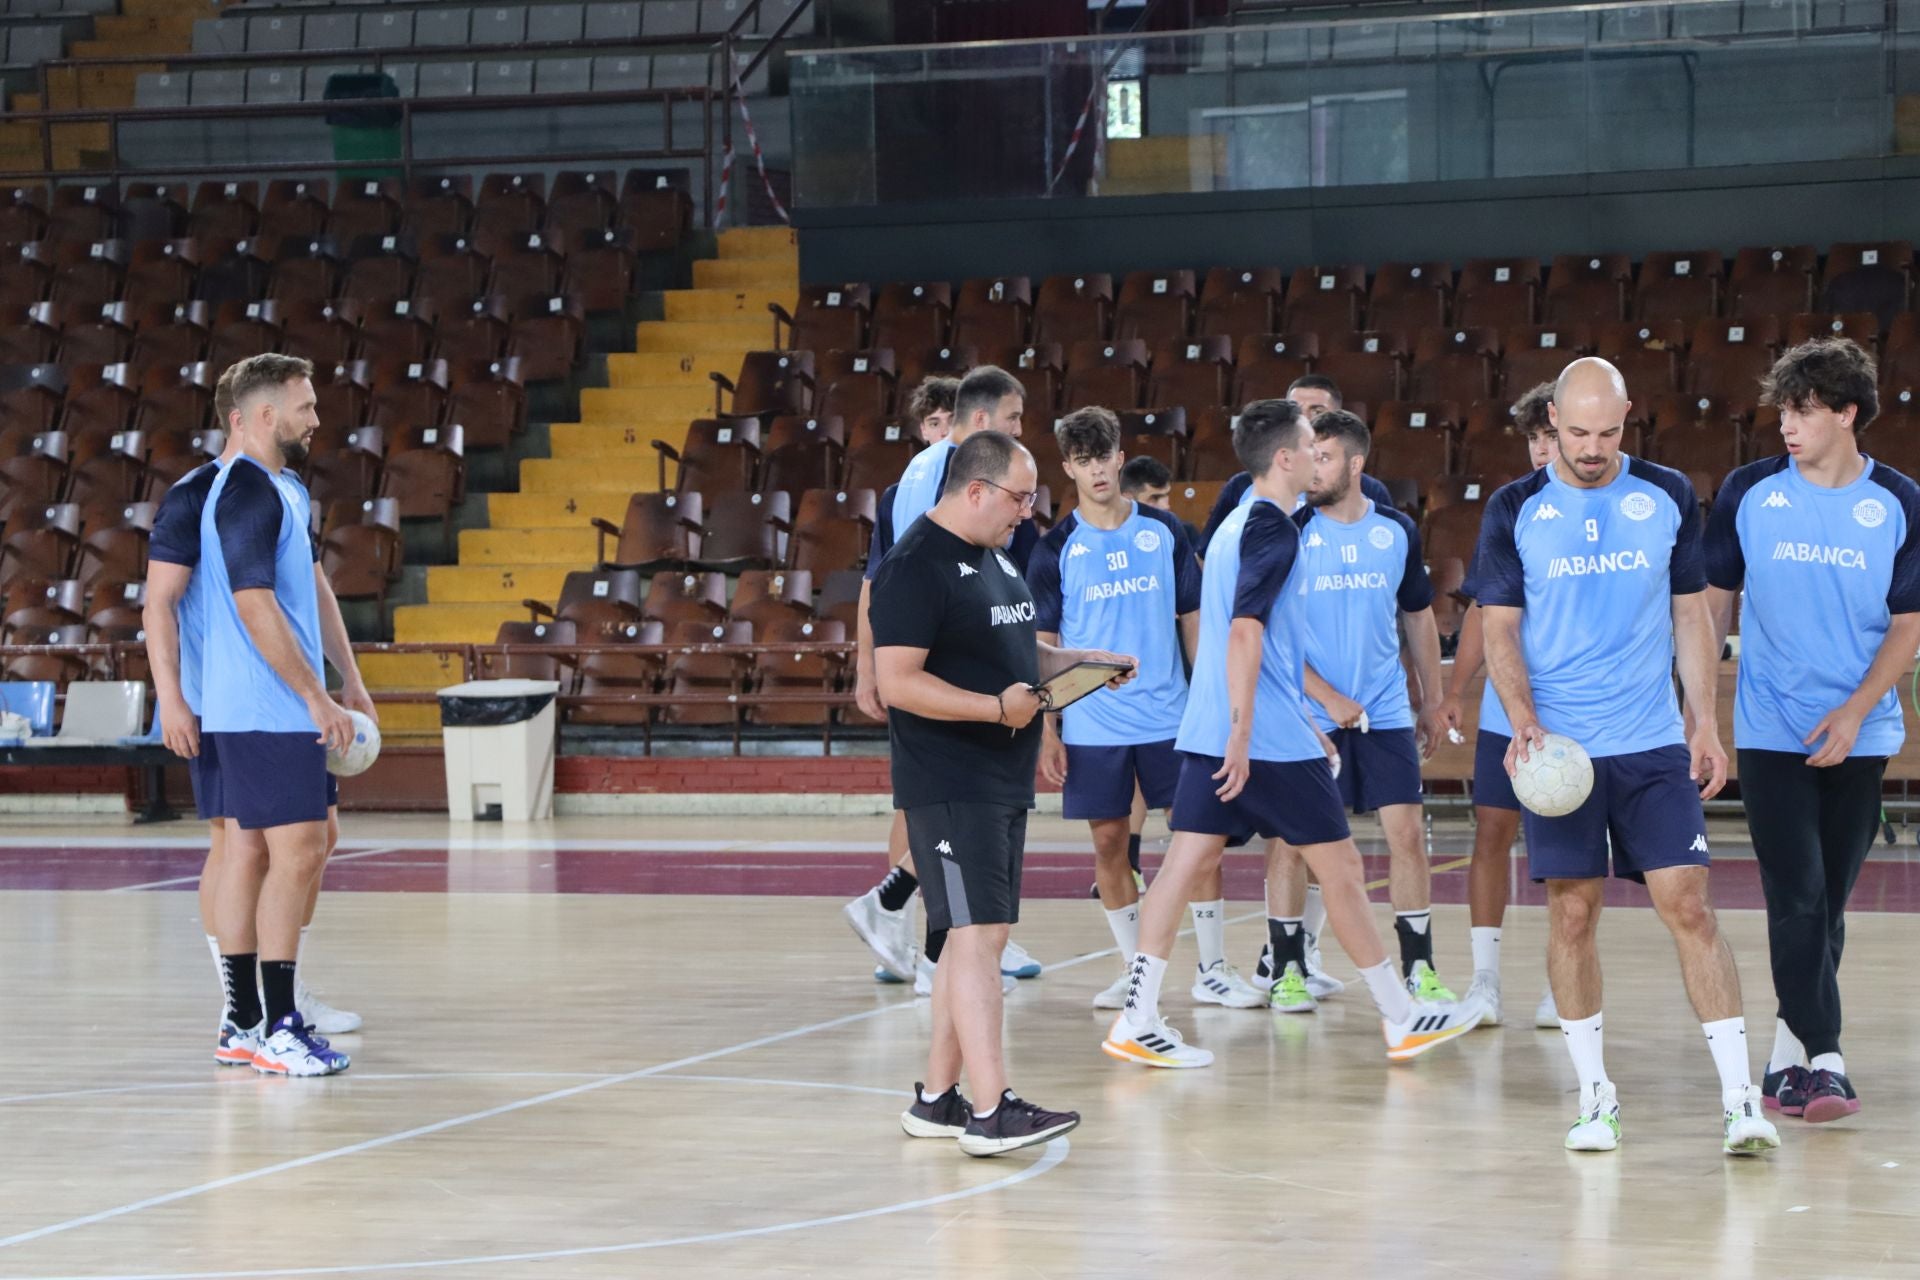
[979,478,1038,510]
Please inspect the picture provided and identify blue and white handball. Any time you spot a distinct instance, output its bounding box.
[1511,732,1594,818]
[326,709,382,778]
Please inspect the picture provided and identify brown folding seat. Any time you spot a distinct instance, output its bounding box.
[1063,339,1148,411]
[952,277,1032,351]
[1367,261,1452,334]
[1032,273,1113,348]
[128,301,212,369]
[50,238,127,311]
[57,365,136,440]
[656,416,761,493]
[121,239,203,311]
[46,185,118,243]
[444,359,525,449]
[318,498,403,627]
[1,364,66,437]
[413,235,493,311]
[0,301,60,364]
[472,173,547,256]
[145,428,223,492]
[1728,245,1816,320]
[592,490,702,572]
[1230,333,1315,405]
[1376,400,1463,438]
[566,616,667,725]
[1281,265,1365,334]
[258,179,331,241]
[0,502,81,578]
[436,295,512,367]
[505,295,586,383]
[811,348,895,433]
[1635,250,1724,325]
[327,178,403,246]
[1863,410,1920,475]
[759,415,846,499]
[997,342,1062,414]
[1196,267,1282,339]
[207,298,284,371]
[894,342,974,392]
[1317,332,1405,408]
[403,175,474,241]
[1499,324,1590,396]
[558,228,639,315]
[119,183,188,244]
[816,568,864,632]
[268,237,343,305]
[280,298,363,367]
[729,567,813,631]
[358,297,438,370]
[491,618,581,687]
[523,569,645,641]
[615,170,693,252]
[712,349,814,418]
[487,231,565,311]
[1882,314,1920,391]
[0,622,90,683]
[1424,474,1509,523]
[189,181,259,241]
[1821,242,1913,334]
[1369,406,1453,482]
[1595,320,1687,398]
[339,234,417,309]
[65,431,150,511]
[367,358,449,432]
[58,300,144,369]
[543,170,618,243]
[1457,416,1529,477]
[787,488,875,575]
[1167,480,1223,532]
[3,578,86,635]
[312,361,372,432]
[1118,407,1186,474]
[193,237,274,308]
[1543,254,1631,327]
[0,431,71,515]
[659,618,753,727]
[692,489,790,572]
[841,419,918,492]
[1409,327,1499,404]
[304,425,385,507]
[1185,412,1241,481]
[870,282,951,353]
[0,242,54,308]
[1686,317,1780,405]
[1649,398,1742,473]
[1113,269,1195,346]
[72,501,156,587]
[747,614,846,727]
[1423,499,1486,567]
[0,184,49,243]
[1786,312,1878,350]
[1148,336,1232,412]
[1451,259,1539,329]
[639,570,727,628]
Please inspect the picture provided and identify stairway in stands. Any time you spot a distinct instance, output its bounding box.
[362,225,799,741]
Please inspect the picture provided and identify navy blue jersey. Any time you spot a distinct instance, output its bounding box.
[147,461,223,716]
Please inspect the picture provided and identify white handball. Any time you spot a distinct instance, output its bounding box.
[326,709,381,778]
[1511,732,1594,817]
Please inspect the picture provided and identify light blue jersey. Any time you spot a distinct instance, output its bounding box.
[1706,454,1920,756]
[863,438,957,581]
[1472,456,1705,758]
[1176,496,1324,763]
[1293,500,1433,732]
[197,456,326,734]
[1027,502,1202,745]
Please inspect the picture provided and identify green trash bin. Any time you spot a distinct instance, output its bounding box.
[322,72,403,181]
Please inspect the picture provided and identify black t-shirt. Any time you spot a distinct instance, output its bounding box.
[869,513,1042,810]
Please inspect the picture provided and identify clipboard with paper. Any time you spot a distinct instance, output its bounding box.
[1029,660,1134,712]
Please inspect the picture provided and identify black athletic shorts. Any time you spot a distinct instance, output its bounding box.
[904,801,1028,931]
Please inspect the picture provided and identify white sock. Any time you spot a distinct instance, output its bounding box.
[1767,1018,1807,1075]
[1121,953,1169,1030]
[1103,904,1140,958]
[1702,1016,1752,1094]
[1190,900,1226,970]
[1302,883,1327,941]
[1810,1051,1846,1075]
[296,925,309,969]
[1560,1012,1609,1097]
[919,1084,947,1104]
[1359,959,1413,1024]
[1470,926,1501,976]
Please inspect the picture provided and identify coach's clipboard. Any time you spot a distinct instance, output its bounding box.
[1030,660,1134,712]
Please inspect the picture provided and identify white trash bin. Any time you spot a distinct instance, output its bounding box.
[438,679,561,821]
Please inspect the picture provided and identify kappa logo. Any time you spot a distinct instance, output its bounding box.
[1304,531,1326,548]
[1761,489,1791,510]
[1533,503,1564,521]
[957,562,978,578]
[936,839,954,856]
[1689,834,1709,854]
[1067,543,1091,559]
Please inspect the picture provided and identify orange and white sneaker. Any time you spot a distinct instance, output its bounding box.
[1101,1015,1214,1069]
[1382,1000,1482,1062]
[214,1018,264,1067]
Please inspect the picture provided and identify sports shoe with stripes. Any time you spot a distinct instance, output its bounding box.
[1102,1015,1214,1069]
[215,1018,264,1067]
[1762,1064,1812,1115]
[1565,1082,1622,1151]
[900,1082,972,1138]
[1191,960,1267,1009]
[1381,999,1482,1061]
[252,1013,350,1077]
[1268,961,1316,1013]
[1406,960,1458,1003]
[1723,1084,1782,1155]
[958,1091,1080,1157]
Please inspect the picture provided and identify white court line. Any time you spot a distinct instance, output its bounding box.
[108,846,402,893]
[0,836,401,851]
[0,1071,610,1108]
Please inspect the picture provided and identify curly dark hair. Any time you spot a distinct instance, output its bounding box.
[1511,381,1555,437]
[1054,406,1120,462]
[1761,338,1879,431]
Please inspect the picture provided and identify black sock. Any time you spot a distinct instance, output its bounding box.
[1394,912,1434,977]
[876,865,918,912]
[924,926,948,965]
[261,960,298,1028]
[1268,918,1307,970]
[221,953,262,1028]
[1126,833,1142,875]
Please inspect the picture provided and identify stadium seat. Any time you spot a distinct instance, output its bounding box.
[487,231,565,311]
[842,419,919,492]
[65,431,149,511]
[568,617,666,726]
[1033,273,1113,348]
[492,618,580,685]
[1786,312,1878,350]
[812,350,895,433]
[786,488,875,575]
[1196,267,1282,339]
[640,570,727,628]
[1063,339,1148,411]
[1686,317,1779,404]
[871,282,951,353]
[319,498,403,625]
[304,426,385,508]
[1113,269,1195,346]
[445,359,526,449]
[771,283,871,354]
[123,240,204,311]
[378,424,465,559]
[953,276,1032,350]
[560,229,640,315]
[1409,327,1498,404]
[368,359,450,432]
[1318,332,1404,407]
[280,298,361,367]
[340,235,417,309]
[1231,333,1315,404]
[1367,261,1452,334]
[437,296,513,366]
[1595,320,1686,397]
[692,489,789,572]
[729,568,813,630]
[260,179,331,242]
[747,615,845,727]
[506,295,587,382]
[1728,245,1816,320]
[545,170,619,243]
[658,618,753,727]
[405,176,474,241]
[1119,407,1186,473]
[895,342,975,391]
[72,502,155,588]
[1545,254,1632,327]
[759,415,846,499]
[617,170,693,252]
[712,349,814,418]
[1820,241,1912,333]
[328,179,404,246]
[1455,258,1540,329]
[269,236,343,305]
[1500,324,1590,395]
[1148,336,1232,411]
[0,624,90,685]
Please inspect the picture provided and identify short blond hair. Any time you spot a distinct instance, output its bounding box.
[217,353,314,421]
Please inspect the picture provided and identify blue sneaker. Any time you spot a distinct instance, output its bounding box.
[873,964,907,984]
[999,940,1041,979]
[252,1013,351,1077]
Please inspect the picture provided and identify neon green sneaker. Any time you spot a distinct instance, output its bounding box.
[1566,1082,1622,1151]
[1269,961,1317,1013]
[1407,961,1458,1003]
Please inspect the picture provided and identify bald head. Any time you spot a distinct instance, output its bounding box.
[1554,356,1628,411]
[1548,357,1631,487]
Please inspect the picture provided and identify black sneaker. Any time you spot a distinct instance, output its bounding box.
[1800,1069,1861,1124]
[900,1082,972,1138]
[957,1090,1080,1158]
[1762,1065,1812,1116]
[1254,942,1274,985]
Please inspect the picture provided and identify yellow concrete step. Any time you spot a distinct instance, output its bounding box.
[606,351,734,389]
[458,526,599,566]
[12,94,41,112]
[488,491,628,529]
[393,603,525,646]
[578,385,712,426]
[718,227,796,260]
[519,457,661,494]
[549,421,689,460]
[692,257,800,289]
[97,13,199,40]
[634,319,765,354]
[374,704,443,740]
[0,123,42,170]
[428,564,571,604]
[358,650,469,690]
[662,288,792,324]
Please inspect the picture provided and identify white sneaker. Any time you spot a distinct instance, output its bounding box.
[295,977,361,1035]
[1092,970,1132,1009]
[914,956,1014,997]
[1382,998,1482,1061]
[215,1018,264,1066]
[1303,932,1345,999]
[1191,960,1267,1009]
[999,939,1041,978]
[1101,1014,1215,1068]
[844,888,915,980]
[1723,1085,1782,1156]
[1535,988,1560,1028]
[251,1014,350,1077]
[1465,970,1503,1027]
[1566,1082,1622,1151]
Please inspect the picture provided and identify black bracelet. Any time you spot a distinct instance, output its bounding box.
[995,692,1006,725]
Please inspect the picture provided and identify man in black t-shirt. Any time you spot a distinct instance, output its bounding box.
[872,430,1133,1158]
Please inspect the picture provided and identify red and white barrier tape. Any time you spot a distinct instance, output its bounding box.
[725,57,790,226]
[1048,75,1103,195]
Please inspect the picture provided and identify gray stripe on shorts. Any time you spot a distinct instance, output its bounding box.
[942,855,972,928]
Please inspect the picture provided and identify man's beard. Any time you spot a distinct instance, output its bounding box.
[279,436,309,468]
[1308,478,1347,508]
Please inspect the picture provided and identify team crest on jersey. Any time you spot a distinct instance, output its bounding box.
[994,551,1019,577]
[1533,503,1564,521]
[1368,526,1394,550]
[1762,489,1791,509]
[1854,497,1887,529]
[1067,542,1090,559]
[1133,527,1161,554]
[1619,492,1655,521]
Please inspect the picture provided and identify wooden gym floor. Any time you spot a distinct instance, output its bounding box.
[0,811,1916,1279]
